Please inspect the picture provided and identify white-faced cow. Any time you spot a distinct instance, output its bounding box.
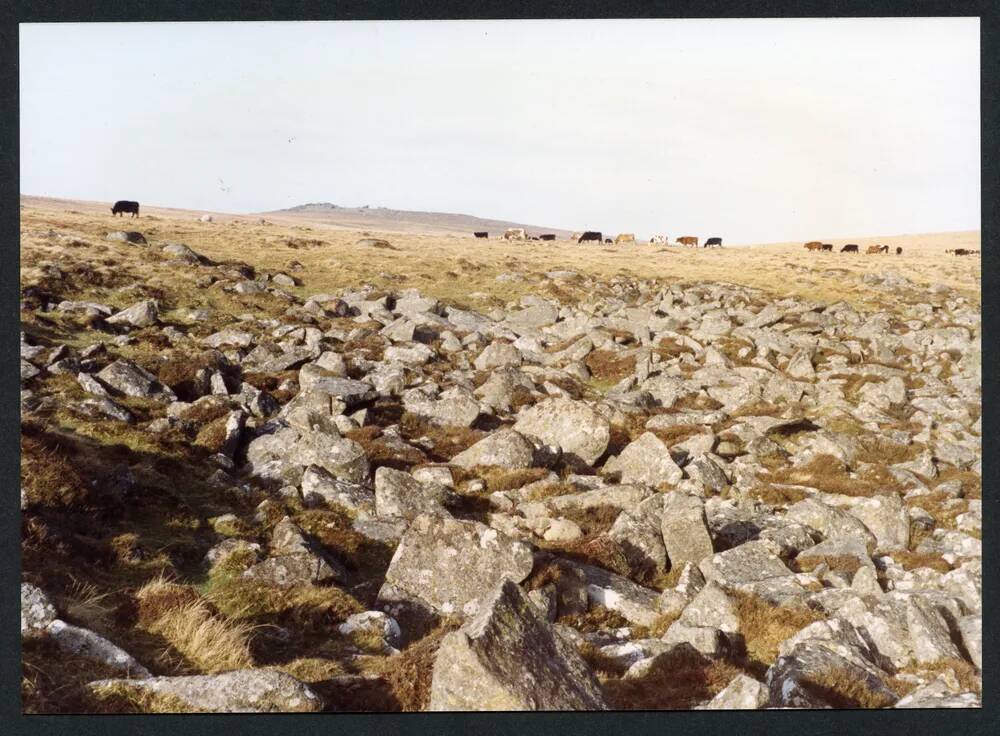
[503,228,526,241]
[649,234,668,245]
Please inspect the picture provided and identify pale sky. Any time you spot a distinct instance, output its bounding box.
[20,18,980,243]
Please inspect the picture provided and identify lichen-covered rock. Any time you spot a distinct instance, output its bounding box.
[603,432,683,486]
[96,360,175,401]
[47,620,151,678]
[88,670,323,712]
[378,514,534,618]
[428,579,607,711]
[513,397,610,465]
[450,429,536,470]
[661,492,714,569]
[699,673,768,709]
[374,466,451,520]
[21,583,57,636]
[785,498,878,555]
[106,299,159,328]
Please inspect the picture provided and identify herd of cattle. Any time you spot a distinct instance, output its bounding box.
[480,229,724,247]
[104,202,979,258]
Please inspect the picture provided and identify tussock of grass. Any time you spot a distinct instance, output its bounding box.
[557,606,631,634]
[471,466,551,492]
[524,481,580,501]
[890,658,980,697]
[360,618,461,711]
[794,553,864,575]
[138,596,255,673]
[889,550,952,573]
[765,454,905,498]
[585,350,637,382]
[731,590,824,669]
[85,680,195,714]
[747,483,809,507]
[603,644,746,709]
[798,666,897,708]
[398,412,484,461]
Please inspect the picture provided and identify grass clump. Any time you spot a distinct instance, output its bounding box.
[603,644,746,709]
[360,618,461,711]
[731,590,824,670]
[135,579,255,673]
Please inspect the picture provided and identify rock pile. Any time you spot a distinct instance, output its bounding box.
[20,243,981,711]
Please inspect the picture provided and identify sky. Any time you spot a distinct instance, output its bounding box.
[20,18,980,243]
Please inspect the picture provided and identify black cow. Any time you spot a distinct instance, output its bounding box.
[841,244,859,253]
[111,200,140,218]
[821,243,834,251]
[578,231,602,243]
[896,247,903,255]
[539,234,556,241]
[604,238,613,244]
[474,231,488,239]
[530,236,540,241]
[705,237,723,248]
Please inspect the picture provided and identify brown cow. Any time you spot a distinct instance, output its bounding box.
[866,245,882,254]
[804,242,823,251]
[895,247,903,255]
[615,233,636,244]
[677,236,698,247]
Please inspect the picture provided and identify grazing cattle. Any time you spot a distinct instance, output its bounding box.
[896,247,903,255]
[530,236,540,241]
[111,200,139,218]
[539,234,556,241]
[615,233,636,244]
[821,243,833,251]
[866,245,882,254]
[841,244,859,253]
[503,228,527,241]
[578,231,602,243]
[950,248,974,256]
[570,232,583,242]
[474,231,488,239]
[649,234,668,245]
[705,237,722,248]
[803,242,823,251]
[677,236,698,247]
[604,238,613,244]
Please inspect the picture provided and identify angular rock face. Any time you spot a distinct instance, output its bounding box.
[661,493,714,569]
[245,424,369,484]
[47,620,151,678]
[699,673,768,709]
[603,432,683,486]
[513,397,610,465]
[106,299,159,328]
[785,498,878,555]
[449,429,536,469]
[378,514,534,618]
[242,517,345,587]
[374,466,451,520]
[428,580,607,711]
[21,583,57,636]
[89,670,323,712]
[96,360,175,401]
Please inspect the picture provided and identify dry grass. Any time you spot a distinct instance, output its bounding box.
[557,606,631,634]
[471,466,552,492]
[731,590,825,670]
[794,553,865,575]
[889,658,981,697]
[889,550,952,573]
[764,454,906,498]
[797,666,897,708]
[602,645,748,710]
[135,579,255,673]
[360,618,461,711]
[585,350,637,382]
